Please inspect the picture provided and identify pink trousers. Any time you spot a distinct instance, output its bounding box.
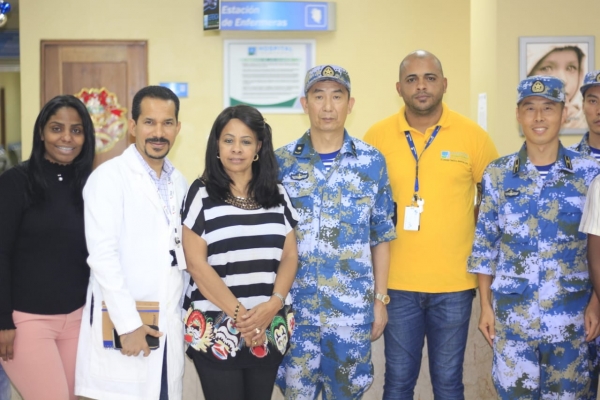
[0,307,83,400]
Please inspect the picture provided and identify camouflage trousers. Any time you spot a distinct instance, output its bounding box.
[276,324,372,400]
[493,336,591,399]
[588,340,599,400]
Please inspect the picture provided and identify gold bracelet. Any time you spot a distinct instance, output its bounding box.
[233,302,241,323]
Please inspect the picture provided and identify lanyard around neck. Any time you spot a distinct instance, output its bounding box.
[404,126,441,193]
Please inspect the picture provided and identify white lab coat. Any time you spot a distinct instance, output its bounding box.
[75,145,188,400]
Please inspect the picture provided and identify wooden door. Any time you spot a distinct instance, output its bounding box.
[41,40,147,167]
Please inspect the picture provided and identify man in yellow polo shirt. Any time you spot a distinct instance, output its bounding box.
[363,50,498,400]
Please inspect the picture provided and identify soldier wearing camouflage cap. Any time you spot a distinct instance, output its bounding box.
[470,75,600,399]
[275,64,396,399]
[577,68,600,400]
[572,70,600,162]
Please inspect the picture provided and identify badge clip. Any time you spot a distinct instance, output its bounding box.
[411,194,425,213]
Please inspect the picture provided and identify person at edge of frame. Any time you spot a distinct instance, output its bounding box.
[574,69,600,400]
[0,95,95,400]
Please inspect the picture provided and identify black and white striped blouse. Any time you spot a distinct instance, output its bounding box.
[181,180,298,313]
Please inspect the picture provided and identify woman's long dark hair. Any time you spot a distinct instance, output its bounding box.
[23,95,95,205]
[202,105,282,209]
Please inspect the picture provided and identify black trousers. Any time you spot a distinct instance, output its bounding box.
[193,358,279,400]
[159,341,168,400]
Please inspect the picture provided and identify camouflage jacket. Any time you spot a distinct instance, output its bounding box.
[469,143,600,342]
[276,130,396,327]
[571,132,592,155]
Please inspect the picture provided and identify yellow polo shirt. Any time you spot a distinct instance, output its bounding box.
[364,103,498,292]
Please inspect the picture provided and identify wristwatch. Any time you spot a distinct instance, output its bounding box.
[375,293,390,305]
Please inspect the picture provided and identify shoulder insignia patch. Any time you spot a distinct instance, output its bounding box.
[513,158,520,174]
[564,155,572,170]
[293,144,305,155]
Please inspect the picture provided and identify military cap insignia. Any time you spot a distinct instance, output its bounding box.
[531,81,545,93]
[505,189,520,197]
[293,144,305,155]
[322,66,335,77]
[290,171,309,181]
[596,73,600,82]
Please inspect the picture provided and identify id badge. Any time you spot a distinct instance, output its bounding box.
[174,244,187,271]
[404,206,420,231]
[173,230,187,271]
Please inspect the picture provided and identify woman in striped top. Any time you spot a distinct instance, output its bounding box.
[181,105,298,400]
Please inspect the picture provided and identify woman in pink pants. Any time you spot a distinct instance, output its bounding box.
[0,95,95,399]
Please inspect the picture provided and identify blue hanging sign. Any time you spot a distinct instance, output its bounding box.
[159,82,189,98]
[219,1,336,31]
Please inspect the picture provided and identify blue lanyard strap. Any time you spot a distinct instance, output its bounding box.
[404,126,441,193]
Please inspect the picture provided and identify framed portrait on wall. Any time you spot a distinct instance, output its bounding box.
[519,36,595,135]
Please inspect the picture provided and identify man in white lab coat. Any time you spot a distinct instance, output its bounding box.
[75,86,188,400]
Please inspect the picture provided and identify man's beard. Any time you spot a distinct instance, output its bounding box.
[144,137,170,160]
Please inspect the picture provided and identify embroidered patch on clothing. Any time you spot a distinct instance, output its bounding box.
[441,151,469,164]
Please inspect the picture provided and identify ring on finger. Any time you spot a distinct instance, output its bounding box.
[255,327,261,334]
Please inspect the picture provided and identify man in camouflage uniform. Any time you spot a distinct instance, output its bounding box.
[574,69,600,399]
[572,70,600,160]
[469,75,600,399]
[275,65,396,399]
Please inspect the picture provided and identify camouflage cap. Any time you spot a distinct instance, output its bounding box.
[580,70,600,96]
[304,65,351,94]
[517,75,565,104]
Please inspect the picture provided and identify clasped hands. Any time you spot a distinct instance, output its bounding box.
[236,297,280,347]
